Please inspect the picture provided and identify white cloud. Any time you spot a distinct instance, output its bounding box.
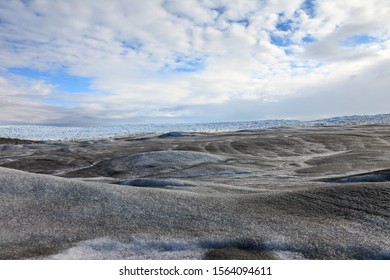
[0,0,389,125]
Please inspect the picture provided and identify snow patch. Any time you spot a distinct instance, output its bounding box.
[43,237,303,260]
[44,238,205,260]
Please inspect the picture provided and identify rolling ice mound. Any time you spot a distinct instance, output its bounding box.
[158,131,192,138]
[111,150,226,170]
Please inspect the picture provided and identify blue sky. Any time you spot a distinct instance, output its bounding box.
[0,0,390,126]
[9,67,91,93]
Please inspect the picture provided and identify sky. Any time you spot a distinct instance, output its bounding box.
[0,0,390,126]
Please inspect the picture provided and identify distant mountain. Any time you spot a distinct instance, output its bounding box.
[309,114,390,126]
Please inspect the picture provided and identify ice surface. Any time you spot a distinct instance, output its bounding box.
[1,123,390,260]
[0,120,299,141]
[2,114,389,141]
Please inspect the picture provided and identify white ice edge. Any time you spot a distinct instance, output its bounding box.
[1,114,390,141]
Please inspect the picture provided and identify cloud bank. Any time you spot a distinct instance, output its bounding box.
[0,0,389,125]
